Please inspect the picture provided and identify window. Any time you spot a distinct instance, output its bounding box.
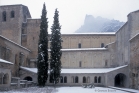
[78,43,81,48]
[60,76,63,83]
[11,11,15,18]
[98,76,101,83]
[101,43,104,48]
[75,76,78,83]
[2,11,6,21]
[83,76,86,83]
[105,60,108,66]
[19,52,24,66]
[64,76,67,83]
[79,61,82,67]
[94,76,97,83]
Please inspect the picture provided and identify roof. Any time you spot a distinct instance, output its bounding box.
[0,58,13,65]
[59,32,116,36]
[48,48,107,52]
[20,65,127,74]
[0,35,31,52]
[129,32,139,41]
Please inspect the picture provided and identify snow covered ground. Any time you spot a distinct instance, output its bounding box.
[1,87,136,93]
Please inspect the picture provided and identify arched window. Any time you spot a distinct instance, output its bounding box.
[94,76,97,83]
[71,76,74,83]
[0,73,3,84]
[79,61,82,67]
[98,76,101,83]
[3,73,9,84]
[11,11,15,18]
[83,76,86,83]
[101,43,104,48]
[64,76,67,83]
[75,76,78,83]
[60,76,63,83]
[2,11,6,21]
[87,76,90,83]
[78,43,81,48]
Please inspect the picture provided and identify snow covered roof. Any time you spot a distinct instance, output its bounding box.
[48,48,107,52]
[0,35,31,52]
[129,32,139,41]
[0,58,13,65]
[59,32,116,35]
[20,65,127,74]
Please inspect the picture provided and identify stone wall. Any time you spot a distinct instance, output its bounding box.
[0,35,30,77]
[0,5,31,45]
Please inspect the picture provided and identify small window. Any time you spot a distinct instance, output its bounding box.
[2,11,6,21]
[101,43,104,48]
[105,60,108,66]
[11,11,15,18]
[78,43,81,48]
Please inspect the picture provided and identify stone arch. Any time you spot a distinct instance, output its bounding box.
[23,76,32,81]
[0,73,4,84]
[114,73,126,87]
[98,76,101,83]
[75,76,78,83]
[3,73,9,84]
[60,76,63,83]
[64,76,67,83]
[83,76,86,83]
[94,76,97,83]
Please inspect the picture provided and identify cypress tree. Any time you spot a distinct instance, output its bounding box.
[37,3,48,87]
[50,9,62,84]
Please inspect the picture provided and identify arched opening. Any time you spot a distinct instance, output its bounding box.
[24,76,32,81]
[64,76,67,83]
[114,73,126,87]
[3,73,9,84]
[94,76,97,83]
[11,11,15,18]
[75,76,78,83]
[98,76,101,83]
[83,76,86,83]
[60,76,63,83]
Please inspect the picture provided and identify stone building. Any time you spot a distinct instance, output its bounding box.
[0,4,139,90]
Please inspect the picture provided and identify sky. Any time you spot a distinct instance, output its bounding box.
[1,0,139,34]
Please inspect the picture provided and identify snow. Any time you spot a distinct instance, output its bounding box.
[4,87,130,93]
[109,86,139,93]
[0,35,31,52]
[129,32,139,41]
[59,32,116,35]
[20,65,127,74]
[48,48,107,52]
[0,58,13,65]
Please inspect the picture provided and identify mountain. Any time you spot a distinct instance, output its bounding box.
[75,15,125,33]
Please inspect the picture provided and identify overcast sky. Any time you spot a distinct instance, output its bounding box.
[1,0,139,33]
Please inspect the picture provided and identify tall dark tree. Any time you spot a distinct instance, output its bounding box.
[37,3,48,87]
[50,9,62,84]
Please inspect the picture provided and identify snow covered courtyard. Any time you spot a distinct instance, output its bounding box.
[1,86,138,93]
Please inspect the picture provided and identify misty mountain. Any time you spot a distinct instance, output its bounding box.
[75,15,125,33]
